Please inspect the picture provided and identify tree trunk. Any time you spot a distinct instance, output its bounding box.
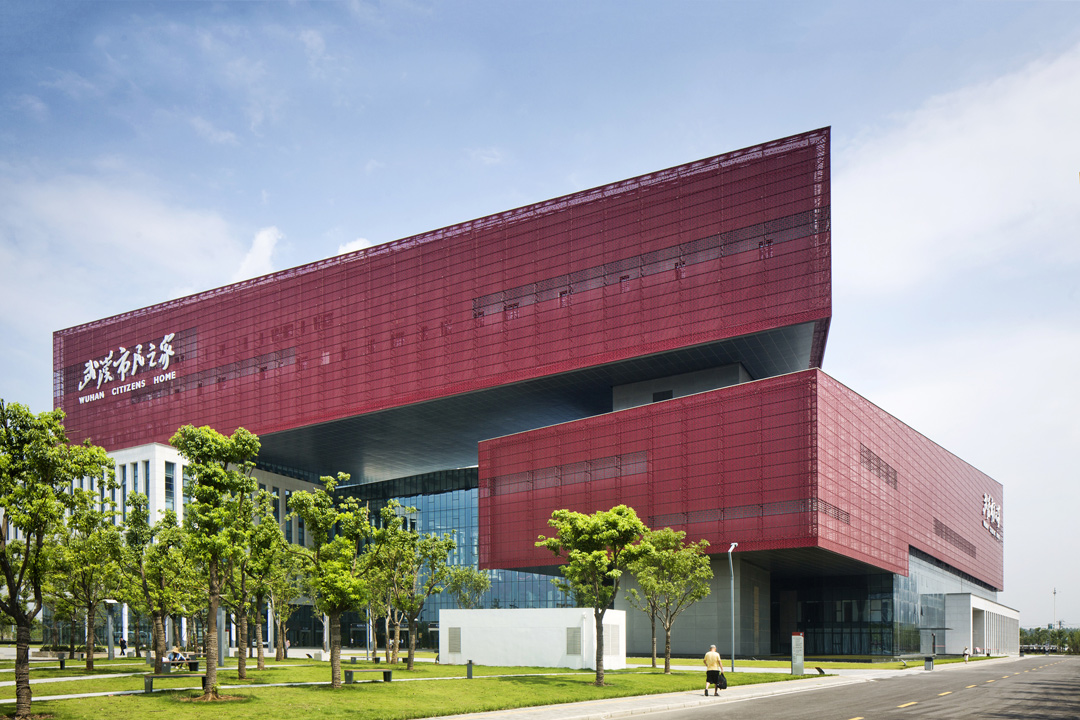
[329,611,342,689]
[392,621,401,664]
[153,612,167,674]
[254,602,265,670]
[274,606,284,661]
[85,604,97,670]
[14,620,32,720]
[68,616,76,656]
[383,616,391,663]
[594,609,605,686]
[651,613,657,668]
[237,611,248,679]
[279,618,288,659]
[406,617,418,671]
[204,562,220,699]
[663,624,672,674]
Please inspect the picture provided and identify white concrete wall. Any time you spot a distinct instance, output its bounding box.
[945,593,1020,656]
[439,608,626,670]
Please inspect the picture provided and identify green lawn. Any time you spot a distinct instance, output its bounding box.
[1,662,813,719]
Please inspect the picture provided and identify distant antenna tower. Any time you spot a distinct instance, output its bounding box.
[1052,587,1057,631]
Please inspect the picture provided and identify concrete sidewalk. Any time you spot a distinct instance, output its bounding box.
[430,674,870,720]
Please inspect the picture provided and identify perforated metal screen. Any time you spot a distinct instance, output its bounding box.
[53,128,831,474]
[479,370,1004,591]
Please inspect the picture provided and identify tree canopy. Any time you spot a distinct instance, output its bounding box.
[170,424,260,699]
[0,400,113,719]
[536,504,647,686]
[627,527,712,672]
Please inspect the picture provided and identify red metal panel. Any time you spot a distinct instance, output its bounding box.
[479,369,1005,592]
[478,372,819,570]
[54,129,832,451]
[815,372,1004,589]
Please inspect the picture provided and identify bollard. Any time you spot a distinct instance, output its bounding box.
[924,656,934,671]
[467,660,473,679]
[350,656,357,664]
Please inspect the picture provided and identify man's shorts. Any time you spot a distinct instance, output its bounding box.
[706,669,721,684]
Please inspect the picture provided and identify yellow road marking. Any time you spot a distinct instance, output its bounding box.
[1002,675,1010,679]
[966,684,977,688]
[986,679,995,683]
[938,691,952,696]
[897,702,918,708]
[847,717,864,720]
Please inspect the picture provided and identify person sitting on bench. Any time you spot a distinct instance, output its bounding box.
[167,647,188,663]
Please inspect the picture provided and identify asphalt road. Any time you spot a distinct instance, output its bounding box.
[640,656,1080,720]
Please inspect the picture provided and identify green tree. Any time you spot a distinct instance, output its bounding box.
[221,486,275,679]
[627,527,712,673]
[119,492,200,673]
[446,566,490,609]
[289,473,386,688]
[0,400,113,719]
[246,490,288,669]
[536,504,648,686]
[52,487,123,670]
[392,528,455,670]
[266,541,304,662]
[170,424,260,699]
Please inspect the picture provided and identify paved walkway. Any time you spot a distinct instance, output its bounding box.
[428,656,1021,720]
[0,654,1022,719]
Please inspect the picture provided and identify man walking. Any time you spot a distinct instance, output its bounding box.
[703,644,724,696]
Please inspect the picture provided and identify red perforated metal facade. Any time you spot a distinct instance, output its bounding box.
[54,129,831,454]
[478,369,1004,590]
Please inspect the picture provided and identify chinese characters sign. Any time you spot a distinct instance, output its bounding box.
[982,493,1002,540]
[75,332,178,404]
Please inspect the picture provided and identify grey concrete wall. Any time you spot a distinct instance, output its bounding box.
[612,364,751,412]
[617,554,770,662]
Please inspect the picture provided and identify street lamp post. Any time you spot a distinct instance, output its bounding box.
[728,542,738,673]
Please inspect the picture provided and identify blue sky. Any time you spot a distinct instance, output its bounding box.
[2,0,1078,629]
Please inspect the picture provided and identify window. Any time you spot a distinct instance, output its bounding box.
[142,461,150,495]
[566,627,581,655]
[603,624,620,655]
[449,627,461,654]
[284,490,293,543]
[164,462,175,512]
[182,466,192,508]
[298,517,305,546]
[119,464,126,520]
[504,303,519,320]
[620,275,631,292]
[652,390,673,402]
[131,462,138,495]
[559,289,572,308]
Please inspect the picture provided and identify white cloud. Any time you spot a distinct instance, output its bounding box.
[299,29,327,66]
[0,169,248,412]
[469,147,506,166]
[365,159,385,175]
[40,70,100,100]
[834,42,1080,296]
[337,237,376,255]
[15,94,48,121]
[232,226,282,281]
[189,116,238,145]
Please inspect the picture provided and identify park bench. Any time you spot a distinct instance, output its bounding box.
[161,659,201,672]
[143,673,207,693]
[344,668,393,683]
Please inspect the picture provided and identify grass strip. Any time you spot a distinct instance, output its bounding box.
[6,669,810,720]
